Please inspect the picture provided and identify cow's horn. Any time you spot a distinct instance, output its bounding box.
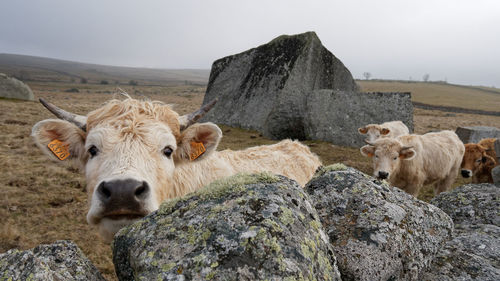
[39,98,87,132]
[179,98,217,130]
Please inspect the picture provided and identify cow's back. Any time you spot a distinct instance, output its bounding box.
[218,139,321,186]
[399,131,464,184]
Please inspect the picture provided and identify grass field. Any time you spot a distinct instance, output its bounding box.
[1,81,499,280]
[358,80,500,112]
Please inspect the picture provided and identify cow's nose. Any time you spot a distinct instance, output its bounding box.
[378,171,389,179]
[97,179,150,217]
[461,170,471,178]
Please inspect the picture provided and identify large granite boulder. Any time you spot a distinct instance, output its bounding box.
[201,32,413,147]
[455,126,500,144]
[113,172,341,281]
[493,166,500,185]
[0,240,105,280]
[305,164,453,281]
[430,184,499,226]
[423,185,500,280]
[201,31,357,141]
[0,73,34,101]
[304,90,413,146]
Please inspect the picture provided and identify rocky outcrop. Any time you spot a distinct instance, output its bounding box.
[455,126,500,144]
[200,32,413,146]
[423,184,500,280]
[421,224,500,281]
[493,166,500,185]
[0,240,105,280]
[304,165,453,281]
[0,73,34,101]
[430,184,499,226]
[113,172,341,280]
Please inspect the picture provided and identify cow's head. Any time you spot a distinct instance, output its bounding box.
[360,138,416,180]
[358,124,390,143]
[32,97,218,241]
[460,143,494,178]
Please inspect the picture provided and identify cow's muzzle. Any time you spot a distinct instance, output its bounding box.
[377,171,389,180]
[461,169,472,178]
[97,179,150,220]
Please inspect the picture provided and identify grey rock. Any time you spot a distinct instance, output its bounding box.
[455,126,500,144]
[430,184,500,226]
[493,166,500,185]
[0,73,34,101]
[305,164,453,281]
[304,90,413,146]
[200,32,357,140]
[495,139,500,158]
[0,240,105,281]
[113,172,341,281]
[421,224,500,281]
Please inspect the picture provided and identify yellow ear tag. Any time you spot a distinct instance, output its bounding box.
[189,142,206,161]
[48,139,70,161]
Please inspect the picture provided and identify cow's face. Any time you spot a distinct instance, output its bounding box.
[360,139,416,180]
[32,99,221,241]
[358,125,390,143]
[460,143,490,178]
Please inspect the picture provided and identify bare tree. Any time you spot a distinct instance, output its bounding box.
[363,72,372,80]
[423,73,430,82]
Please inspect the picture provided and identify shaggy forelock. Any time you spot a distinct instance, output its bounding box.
[85,98,181,139]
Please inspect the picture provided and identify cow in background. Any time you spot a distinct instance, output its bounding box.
[360,130,464,196]
[358,121,409,143]
[461,138,499,183]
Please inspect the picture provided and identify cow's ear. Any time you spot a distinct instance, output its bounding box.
[31,119,87,168]
[381,128,390,135]
[360,145,375,157]
[358,127,368,134]
[174,122,222,163]
[399,147,416,160]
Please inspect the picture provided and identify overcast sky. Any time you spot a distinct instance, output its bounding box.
[1,0,499,87]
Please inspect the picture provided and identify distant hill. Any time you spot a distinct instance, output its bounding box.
[0,53,210,86]
[357,80,500,113]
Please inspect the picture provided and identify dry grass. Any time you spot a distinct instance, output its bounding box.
[1,81,499,280]
[358,80,500,112]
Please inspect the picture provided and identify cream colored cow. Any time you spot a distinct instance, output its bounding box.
[32,98,322,241]
[358,121,409,143]
[360,130,464,196]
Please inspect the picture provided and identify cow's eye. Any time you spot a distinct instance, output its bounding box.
[375,155,379,158]
[393,157,398,160]
[88,145,99,158]
[476,159,482,163]
[162,146,173,158]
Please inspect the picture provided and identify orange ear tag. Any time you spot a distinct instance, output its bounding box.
[47,139,70,160]
[189,142,206,161]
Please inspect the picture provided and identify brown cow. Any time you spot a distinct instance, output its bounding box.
[32,97,321,241]
[360,130,464,196]
[461,138,499,183]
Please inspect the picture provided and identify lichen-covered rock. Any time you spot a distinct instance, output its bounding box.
[430,184,500,226]
[455,126,500,144]
[421,224,500,281]
[305,165,453,281]
[201,31,358,141]
[0,240,105,281]
[0,73,34,101]
[113,172,341,281]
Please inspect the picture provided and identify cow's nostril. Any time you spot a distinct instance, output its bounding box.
[98,182,112,199]
[134,181,149,199]
[461,170,470,178]
[378,171,389,179]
